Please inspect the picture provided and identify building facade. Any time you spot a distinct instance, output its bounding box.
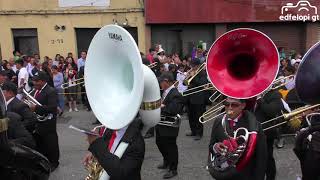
[145,0,320,56]
[0,0,147,60]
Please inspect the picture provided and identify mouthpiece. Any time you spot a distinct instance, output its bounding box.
[227,110,234,116]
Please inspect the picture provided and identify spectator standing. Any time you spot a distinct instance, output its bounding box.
[52,65,64,116]
[77,51,87,72]
[65,63,78,112]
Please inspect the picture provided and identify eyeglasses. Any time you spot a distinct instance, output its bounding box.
[223,102,241,108]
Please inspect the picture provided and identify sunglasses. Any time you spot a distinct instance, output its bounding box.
[223,102,241,108]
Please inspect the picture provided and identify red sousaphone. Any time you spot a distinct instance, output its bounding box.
[206,28,279,179]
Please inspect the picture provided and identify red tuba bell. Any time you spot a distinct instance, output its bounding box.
[206,28,279,179]
[206,28,279,99]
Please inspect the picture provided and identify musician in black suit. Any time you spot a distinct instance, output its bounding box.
[186,58,208,140]
[2,81,37,133]
[1,112,51,180]
[254,89,286,180]
[7,112,36,149]
[156,72,184,179]
[294,112,320,180]
[85,118,145,180]
[208,97,267,180]
[30,71,60,171]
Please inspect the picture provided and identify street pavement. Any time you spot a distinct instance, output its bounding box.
[49,106,301,180]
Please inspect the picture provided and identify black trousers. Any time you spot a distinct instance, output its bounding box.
[266,138,276,180]
[301,150,320,180]
[188,104,205,136]
[156,134,178,170]
[34,119,60,166]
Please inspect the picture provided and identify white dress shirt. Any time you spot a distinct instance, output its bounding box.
[110,126,128,153]
[6,97,15,106]
[162,85,174,101]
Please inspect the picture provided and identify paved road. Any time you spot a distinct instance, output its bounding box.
[49,106,301,180]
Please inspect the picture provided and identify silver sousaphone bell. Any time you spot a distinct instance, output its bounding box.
[85,25,161,180]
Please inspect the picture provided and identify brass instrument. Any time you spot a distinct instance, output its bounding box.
[199,75,296,124]
[22,89,53,122]
[182,83,215,96]
[157,114,181,128]
[199,98,226,124]
[85,158,104,180]
[271,75,295,90]
[61,77,84,89]
[22,89,42,106]
[262,104,320,131]
[183,63,206,86]
[84,25,162,180]
[148,62,158,69]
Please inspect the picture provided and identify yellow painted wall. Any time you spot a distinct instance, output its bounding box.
[0,0,142,10]
[0,0,146,60]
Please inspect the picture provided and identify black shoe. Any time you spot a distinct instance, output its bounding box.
[163,170,177,179]
[59,111,64,117]
[186,132,196,136]
[157,163,168,170]
[144,133,154,139]
[194,135,202,141]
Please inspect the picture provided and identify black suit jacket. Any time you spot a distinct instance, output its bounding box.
[7,97,37,133]
[209,111,267,180]
[31,84,57,117]
[286,88,306,110]
[89,119,145,180]
[186,70,209,105]
[7,112,36,149]
[254,89,286,138]
[156,87,184,137]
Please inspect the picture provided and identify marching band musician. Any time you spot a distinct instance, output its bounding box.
[294,110,320,180]
[186,58,208,140]
[208,97,267,180]
[0,91,50,180]
[30,71,60,171]
[156,72,184,179]
[2,81,37,133]
[254,89,286,180]
[84,118,145,180]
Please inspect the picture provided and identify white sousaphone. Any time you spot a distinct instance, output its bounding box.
[85,25,161,180]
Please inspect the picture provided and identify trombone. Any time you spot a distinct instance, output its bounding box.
[61,78,85,89]
[148,62,158,69]
[198,75,296,123]
[268,75,295,91]
[262,104,320,131]
[181,63,215,96]
[183,63,206,86]
[199,98,226,124]
[182,83,215,96]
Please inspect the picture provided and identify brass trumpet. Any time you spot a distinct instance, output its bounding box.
[22,89,42,106]
[61,78,85,89]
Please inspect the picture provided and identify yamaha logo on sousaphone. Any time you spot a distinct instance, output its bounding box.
[108,32,123,41]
